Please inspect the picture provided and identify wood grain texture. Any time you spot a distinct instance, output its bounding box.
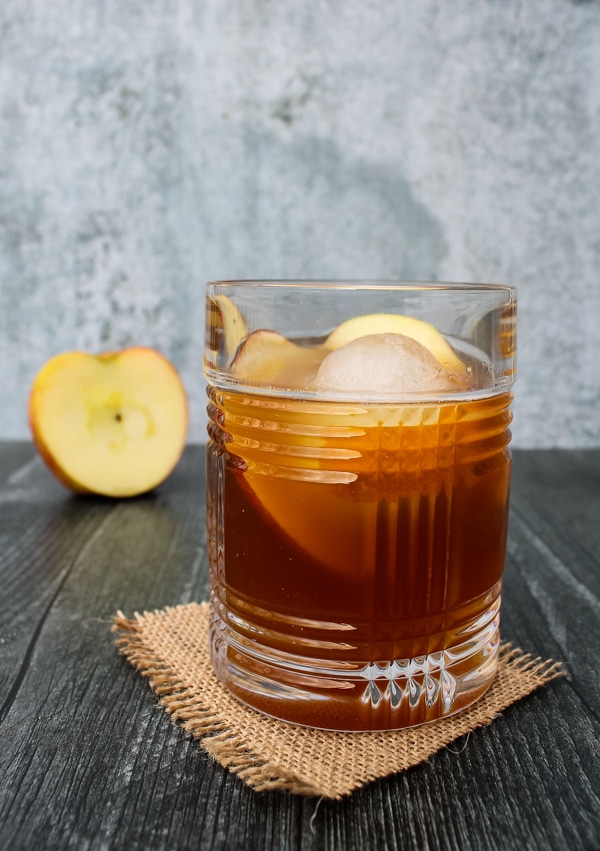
[0,444,598,850]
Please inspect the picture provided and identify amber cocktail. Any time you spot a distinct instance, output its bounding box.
[204,281,516,731]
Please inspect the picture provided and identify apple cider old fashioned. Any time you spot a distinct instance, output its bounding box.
[204,281,517,731]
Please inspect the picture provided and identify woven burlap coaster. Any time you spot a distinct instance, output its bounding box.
[112,602,563,799]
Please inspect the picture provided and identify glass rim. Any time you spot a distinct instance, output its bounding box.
[206,279,516,294]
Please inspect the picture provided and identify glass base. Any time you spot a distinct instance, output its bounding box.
[209,593,501,732]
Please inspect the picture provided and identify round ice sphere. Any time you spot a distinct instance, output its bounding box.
[315,333,454,394]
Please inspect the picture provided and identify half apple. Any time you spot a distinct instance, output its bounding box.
[29,347,188,497]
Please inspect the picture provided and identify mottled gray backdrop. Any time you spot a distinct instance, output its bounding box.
[1,0,599,446]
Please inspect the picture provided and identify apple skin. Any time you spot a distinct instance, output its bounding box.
[28,347,189,497]
[28,423,90,494]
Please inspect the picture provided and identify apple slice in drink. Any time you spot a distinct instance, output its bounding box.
[232,329,328,388]
[228,328,465,574]
[241,467,378,576]
[207,294,249,362]
[229,328,367,573]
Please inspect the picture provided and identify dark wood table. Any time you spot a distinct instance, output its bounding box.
[0,443,598,850]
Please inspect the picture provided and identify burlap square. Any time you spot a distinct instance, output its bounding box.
[113,602,563,799]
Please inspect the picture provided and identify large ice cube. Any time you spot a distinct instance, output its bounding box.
[315,333,456,394]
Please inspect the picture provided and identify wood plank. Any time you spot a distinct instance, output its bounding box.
[0,442,39,483]
[0,446,598,850]
[0,446,215,850]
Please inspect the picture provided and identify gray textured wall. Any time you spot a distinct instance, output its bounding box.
[1,0,599,447]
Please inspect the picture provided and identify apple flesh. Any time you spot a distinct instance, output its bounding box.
[29,347,188,497]
[232,329,328,388]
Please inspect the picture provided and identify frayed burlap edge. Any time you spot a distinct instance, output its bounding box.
[113,601,563,799]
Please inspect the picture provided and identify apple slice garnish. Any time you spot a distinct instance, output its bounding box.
[325,312,467,379]
[241,468,375,576]
[232,329,328,388]
[225,317,468,570]
[29,347,188,497]
[212,294,248,360]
